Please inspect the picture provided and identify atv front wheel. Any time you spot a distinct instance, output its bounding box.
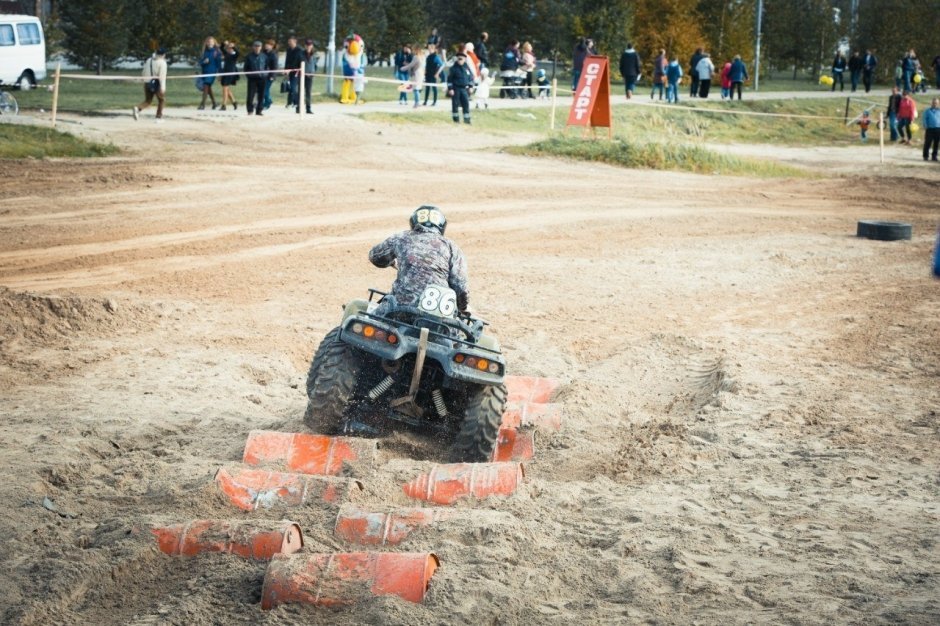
[452,382,508,462]
[304,329,361,434]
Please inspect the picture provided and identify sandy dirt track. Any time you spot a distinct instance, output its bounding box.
[1,102,939,625]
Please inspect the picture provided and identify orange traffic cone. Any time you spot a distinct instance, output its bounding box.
[152,519,303,560]
[504,375,561,404]
[500,402,562,430]
[214,466,362,511]
[403,462,524,505]
[261,552,439,608]
[334,504,451,546]
[491,427,535,462]
[242,430,376,476]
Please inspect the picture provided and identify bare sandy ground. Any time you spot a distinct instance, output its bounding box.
[1,101,938,625]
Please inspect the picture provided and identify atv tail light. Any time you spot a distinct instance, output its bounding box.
[454,354,465,363]
[476,359,489,371]
[363,326,375,338]
[375,329,387,341]
[488,362,499,373]
[387,334,397,344]
[352,323,364,334]
[465,357,477,368]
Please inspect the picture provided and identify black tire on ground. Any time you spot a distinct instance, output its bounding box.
[857,220,912,241]
[304,329,361,434]
[452,382,508,462]
[305,326,341,398]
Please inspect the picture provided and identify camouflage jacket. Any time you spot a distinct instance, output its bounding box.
[369,226,470,311]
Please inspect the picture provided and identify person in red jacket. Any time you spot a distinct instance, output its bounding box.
[897,90,918,145]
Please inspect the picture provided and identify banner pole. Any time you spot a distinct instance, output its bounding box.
[299,69,305,118]
[550,78,557,130]
[51,61,61,128]
[879,111,884,164]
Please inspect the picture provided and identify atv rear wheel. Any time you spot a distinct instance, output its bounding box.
[305,327,340,398]
[452,382,508,462]
[304,329,361,434]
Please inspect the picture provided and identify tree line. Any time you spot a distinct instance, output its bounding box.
[54,0,936,81]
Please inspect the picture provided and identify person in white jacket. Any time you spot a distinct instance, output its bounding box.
[695,52,715,98]
[133,47,168,121]
[475,66,496,109]
[400,46,426,108]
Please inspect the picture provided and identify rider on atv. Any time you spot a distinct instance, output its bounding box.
[368,205,470,314]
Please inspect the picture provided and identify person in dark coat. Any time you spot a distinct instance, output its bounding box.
[831,51,847,91]
[728,54,749,100]
[572,38,590,90]
[263,40,279,109]
[848,51,862,92]
[862,49,877,93]
[243,41,270,115]
[689,47,704,97]
[284,36,304,109]
[476,32,490,69]
[618,43,641,99]
[301,38,316,114]
[447,52,475,124]
[220,40,239,111]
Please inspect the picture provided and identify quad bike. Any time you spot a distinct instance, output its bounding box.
[304,285,507,462]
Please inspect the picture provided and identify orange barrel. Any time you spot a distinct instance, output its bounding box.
[242,430,376,477]
[152,519,303,560]
[261,552,439,609]
[491,427,535,462]
[504,375,561,404]
[403,462,524,505]
[334,504,452,546]
[500,402,563,431]
[214,466,362,511]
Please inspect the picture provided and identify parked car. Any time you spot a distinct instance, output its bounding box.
[0,14,46,90]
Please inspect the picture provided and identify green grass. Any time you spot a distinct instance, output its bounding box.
[0,123,118,158]
[13,68,408,113]
[508,136,807,178]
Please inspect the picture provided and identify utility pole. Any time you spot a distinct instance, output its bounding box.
[326,0,337,95]
[754,0,763,91]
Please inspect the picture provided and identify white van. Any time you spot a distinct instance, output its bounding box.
[0,14,46,90]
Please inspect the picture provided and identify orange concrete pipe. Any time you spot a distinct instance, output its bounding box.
[261,551,439,609]
[242,430,375,477]
[152,519,303,560]
[504,375,561,404]
[403,462,524,505]
[334,504,453,546]
[500,402,563,431]
[491,427,535,462]
[214,466,362,511]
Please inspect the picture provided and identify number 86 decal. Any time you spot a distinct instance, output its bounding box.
[420,286,457,316]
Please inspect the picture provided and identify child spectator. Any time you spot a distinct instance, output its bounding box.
[536,68,550,99]
[665,57,683,104]
[897,90,918,145]
[857,110,871,142]
[720,61,732,99]
[475,66,496,109]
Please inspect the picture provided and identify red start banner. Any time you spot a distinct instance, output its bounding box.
[566,55,612,132]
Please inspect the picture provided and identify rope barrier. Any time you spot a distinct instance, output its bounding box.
[50,65,873,127]
[635,99,849,121]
